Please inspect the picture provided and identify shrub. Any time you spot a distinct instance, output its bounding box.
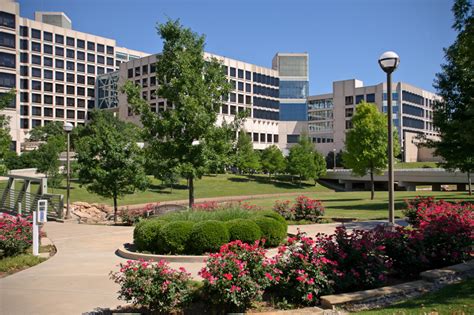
[161,221,195,254]
[316,226,392,292]
[403,196,437,226]
[292,195,325,222]
[133,219,166,253]
[0,214,33,257]
[187,220,230,254]
[199,240,279,312]
[257,210,288,226]
[110,259,191,312]
[160,208,253,223]
[418,203,473,268]
[192,201,219,211]
[274,231,334,305]
[273,200,293,220]
[253,217,287,248]
[226,219,262,244]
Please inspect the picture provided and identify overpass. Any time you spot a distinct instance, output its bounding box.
[321,168,470,191]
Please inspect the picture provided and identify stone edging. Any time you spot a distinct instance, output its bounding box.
[116,243,208,263]
[320,259,474,311]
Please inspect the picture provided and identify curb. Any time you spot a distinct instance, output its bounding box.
[116,243,208,263]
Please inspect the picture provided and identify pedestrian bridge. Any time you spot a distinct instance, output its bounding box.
[321,168,470,191]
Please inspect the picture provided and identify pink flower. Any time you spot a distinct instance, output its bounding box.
[307,293,313,301]
[223,273,233,281]
[265,273,273,280]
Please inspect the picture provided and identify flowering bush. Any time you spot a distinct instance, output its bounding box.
[0,214,33,257]
[273,200,292,220]
[417,203,473,268]
[292,195,325,222]
[403,196,438,226]
[110,259,191,312]
[316,227,392,292]
[274,231,334,305]
[192,201,219,211]
[199,240,279,312]
[120,203,159,226]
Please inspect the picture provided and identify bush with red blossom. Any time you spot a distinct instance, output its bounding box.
[199,240,279,312]
[273,200,293,220]
[119,202,159,226]
[110,259,191,312]
[273,231,334,305]
[0,214,33,257]
[316,226,392,293]
[192,201,219,211]
[273,195,325,222]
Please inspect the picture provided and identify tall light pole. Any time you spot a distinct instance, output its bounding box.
[378,51,400,225]
[63,122,73,219]
[332,148,336,170]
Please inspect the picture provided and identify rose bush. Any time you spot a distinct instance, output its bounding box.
[199,240,279,312]
[110,259,191,312]
[273,196,325,222]
[273,200,292,220]
[274,231,334,305]
[120,203,159,226]
[0,214,33,257]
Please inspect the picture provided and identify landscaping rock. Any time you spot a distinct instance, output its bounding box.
[71,201,114,224]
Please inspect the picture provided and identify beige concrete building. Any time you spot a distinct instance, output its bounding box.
[0,0,148,152]
[308,79,441,162]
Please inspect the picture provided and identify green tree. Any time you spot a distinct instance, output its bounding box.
[431,0,474,194]
[123,20,231,207]
[0,90,15,174]
[28,121,64,142]
[287,134,317,185]
[343,101,400,200]
[76,110,149,222]
[235,130,260,174]
[325,150,343,169]
[33,135,65,189]
[260,145,286,178]
[313,150,327,185]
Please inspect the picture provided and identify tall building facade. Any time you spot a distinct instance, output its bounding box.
[308,79,441,162]
[0,0,148,152]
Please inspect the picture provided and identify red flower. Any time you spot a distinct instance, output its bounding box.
[307,293,313,301]
[223,273,233,281]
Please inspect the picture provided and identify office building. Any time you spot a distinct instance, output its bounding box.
[0,0,148,152]
[308,79,441,162]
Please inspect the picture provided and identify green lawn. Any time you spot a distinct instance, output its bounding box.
[0,254,46,277]
[5,174,330,206]
[244,190,474,220]
[394,161,439,169]
[356,278,474,314]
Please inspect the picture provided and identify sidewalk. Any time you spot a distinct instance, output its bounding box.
[0,219,404,315]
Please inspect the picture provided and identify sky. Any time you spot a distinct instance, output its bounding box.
[18,0,456,95]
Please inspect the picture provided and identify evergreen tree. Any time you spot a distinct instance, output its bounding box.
[235,130,260,174]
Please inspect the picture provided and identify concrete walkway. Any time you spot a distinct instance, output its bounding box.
[0,219,404,315]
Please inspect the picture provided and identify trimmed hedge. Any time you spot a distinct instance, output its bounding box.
[253,217,287,248]
[226,219,262,244]
[257,210,287,226]
[134,219,166,253]
[187,220,230,254]
[161,221,195,254]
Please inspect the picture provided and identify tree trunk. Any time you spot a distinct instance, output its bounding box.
[370,170,375,200]
[113,195,118,223]
[188,176,194,208]
[468,172,472,196]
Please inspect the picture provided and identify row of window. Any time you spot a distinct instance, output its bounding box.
[19,93,93,107]
[21,80,94,95]
[230,80,251,93]
[308,109,333,121]
[0,11,15,29]
[253,96,279,109]
[308,98,333,110]
[253,109,279,121]
[20,117,85,129]
[402,90,424,105]
[224,67,252,81]
[345,93,376,105]
[312,137,333,144]
[221,104,247,115]
[21,72,96,86]
[250,133,279,144]
[403,117,424,129]
[402,103,424,117]
[20,106,86,118]
[19,60,113,76]
[0,31,15,49]
[19,25,114,54]
[253,84,279,98]
[127,64,157,78]
[309,121,333,132]
[252,72,279,87]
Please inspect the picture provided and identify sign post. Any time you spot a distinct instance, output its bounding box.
[33,200,48,256]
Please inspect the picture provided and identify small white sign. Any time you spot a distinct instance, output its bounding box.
[37,200,48,223]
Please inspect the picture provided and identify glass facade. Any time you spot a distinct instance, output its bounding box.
[279,81,309,99]
[277,55,308,77]
[279,103,307,121]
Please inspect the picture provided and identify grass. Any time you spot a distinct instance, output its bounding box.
[244,190,474,220]
[356,278,474,314]
[0,254,46,276]
[394,161,439,169]
[2,174,330,206]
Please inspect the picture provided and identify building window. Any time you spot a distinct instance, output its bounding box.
[20,79,28,89]
[31,28,41,39]
[66,98,74,107]
[345,120,353,129]
[76,51,85,60]
[20,92,28,102]
[20,105,28,116]
[97,55,104,64]
[56,96,64,105]
[67,110,75,119]
[87,41,95,51]
[56,84,64,93]
[366,93,375,103]
[97,67,104,75]
[32,68,41,78]
[127,68,133,78]
[345,96,353,105]
[87,65,95,74]
[77,75,85,84]
[287,135,299,143]
[274,135,279,143]
[44,95,53,105]
[66,61,75,71]
[245,71,251,80]
[44,70,53,79]
[67,73,74,83]
[106,46,114,55]
[77,87,85,96]
[238,94,244,104]
[355,95,364,104]
[55,71,64,81]
[260,133,266,143]
[245,95,251,105]
[20,66,28,76]
[230,67,236,77]
[221,104,228,114]
[77,63,85,73]
[252,133,259,142]
[43,31,52,42]
[0,52,15,68]
[0,72,15,88]
[32,94,41,103]
[20,39,28,50]
[67,49,75,59]
[55,108,64,117]
[55,34,64,44]
[97,44,104,53]
[67,85,75,95]
[87,76,95,85]
[77,99,85,108]
[32,119,41,128]
[345,108,354,117]
[20,53,28,63]
[267,134,272,143]
[66,36,75,46]
[238,81,244,91]
[77,39,85,49]
[44,82,53,92]
[20,26,28,37]
[0,32,16,48]
[87,53,95,62]
[238,69,244,79]
[77,111,85,119]
[0,11,15,28]
[44,57,53,67]
[230,105,236,115]
[32,80,41,90]
[20,118,29,129]
[55,46,64,56]
[32,54,41,65]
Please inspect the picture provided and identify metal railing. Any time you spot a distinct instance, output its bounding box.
[0,187,64,218]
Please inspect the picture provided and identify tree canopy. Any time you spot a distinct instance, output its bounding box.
[75,110,149,221]
[0,90,15,174]
[343,101,400,199]
[235,131,260,174]
[260,145,286,177]
[123,19,233,207]
[287,134,318,184]
[431,0,474,194]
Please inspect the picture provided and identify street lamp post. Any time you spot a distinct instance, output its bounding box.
[63,122,73,219]
[332,148,336,170]
[378,51,400,225]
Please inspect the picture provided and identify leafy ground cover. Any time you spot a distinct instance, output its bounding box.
[0,254,46,277]
[394,162,439,169]
[356,278,474,315]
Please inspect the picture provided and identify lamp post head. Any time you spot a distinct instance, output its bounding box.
[191,140,200,146]
[378,51,400,74]
[63,122,73,133]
